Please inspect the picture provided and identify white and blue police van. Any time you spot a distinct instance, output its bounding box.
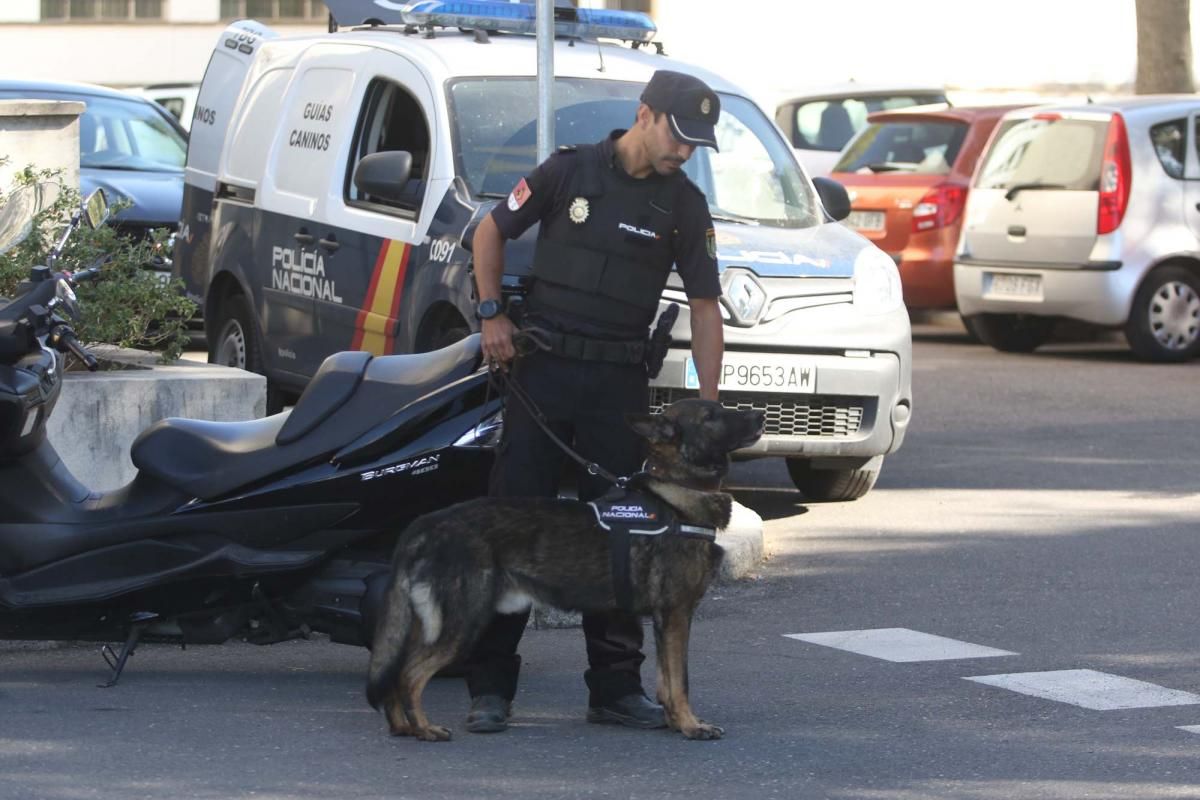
[173,0,912,500]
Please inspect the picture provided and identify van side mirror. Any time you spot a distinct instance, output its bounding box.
[812,177,851,222]
[352,151,414,203]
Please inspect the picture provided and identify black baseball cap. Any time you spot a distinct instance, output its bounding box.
[640,69,721,151]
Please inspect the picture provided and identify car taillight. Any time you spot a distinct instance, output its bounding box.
[1097,113,1132,235]
[911,183,968,233]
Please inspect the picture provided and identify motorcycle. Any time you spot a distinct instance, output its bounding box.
[0,191,502,686]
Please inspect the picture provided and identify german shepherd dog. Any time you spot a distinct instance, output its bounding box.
[366,399,765,741]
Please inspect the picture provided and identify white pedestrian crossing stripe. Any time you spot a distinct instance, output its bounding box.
[965,669,1200,710]
[783,628,1018,663]
[1177,726,1200,734]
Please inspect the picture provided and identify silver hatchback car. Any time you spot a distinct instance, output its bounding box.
[954,97,1200,362]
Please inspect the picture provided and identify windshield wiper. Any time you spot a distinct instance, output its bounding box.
[1003,182,1066,201]
[709,211,759,226]
[862,162,913,173]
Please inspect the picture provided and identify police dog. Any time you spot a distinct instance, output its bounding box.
[366,398,764,741]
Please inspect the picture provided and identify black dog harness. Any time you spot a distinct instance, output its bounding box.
[588,483,717,611]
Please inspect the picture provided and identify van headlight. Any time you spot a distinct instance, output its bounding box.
[852,246,903,315]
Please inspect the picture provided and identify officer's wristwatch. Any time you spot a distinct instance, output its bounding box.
[476,298,503,321]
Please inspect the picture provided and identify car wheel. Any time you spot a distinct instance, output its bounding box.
[963,313,1055,353]
[209,292,285,414]
[786,457,881,502]
[1125,265,1200,362]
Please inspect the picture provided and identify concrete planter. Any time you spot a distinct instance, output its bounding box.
[48,346,266,492]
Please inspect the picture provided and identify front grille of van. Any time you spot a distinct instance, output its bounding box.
[648,388,867,438]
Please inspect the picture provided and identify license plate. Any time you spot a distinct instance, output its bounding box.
[685,353,816,393]
[844,210,885,231]
[985,272,1043,299]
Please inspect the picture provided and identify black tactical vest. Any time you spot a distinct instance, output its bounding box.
[529,143,683,338]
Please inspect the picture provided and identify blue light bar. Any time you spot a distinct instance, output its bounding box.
[400,1,656,43]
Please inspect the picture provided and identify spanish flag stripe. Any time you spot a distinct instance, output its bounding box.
[351,241,393,351]
[383,243,413,353]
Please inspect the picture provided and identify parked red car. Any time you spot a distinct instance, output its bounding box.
[831,106,1027,309]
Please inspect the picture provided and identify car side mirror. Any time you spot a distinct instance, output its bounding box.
[83,188,109,229]
[812,177,851,222]
[352,151,414,203]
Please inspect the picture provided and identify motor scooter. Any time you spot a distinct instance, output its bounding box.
[0,191,501,686]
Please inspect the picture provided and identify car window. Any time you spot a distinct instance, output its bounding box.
[74,95,187,171]
[1150,118,1185,179]
[791,93,947,152]
[155,96,186,121]
[448,77,821,228]
[975,117,1106,192]
[345,78,431,216]
[834,119,968,175]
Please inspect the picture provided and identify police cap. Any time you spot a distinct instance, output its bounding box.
[640,69,721,151]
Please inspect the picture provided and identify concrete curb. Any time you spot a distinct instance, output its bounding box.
[531,499,764,629]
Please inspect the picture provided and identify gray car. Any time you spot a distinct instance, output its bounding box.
[955,97,1200,362]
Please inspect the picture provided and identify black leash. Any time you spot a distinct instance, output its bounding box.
[490,336,630,489]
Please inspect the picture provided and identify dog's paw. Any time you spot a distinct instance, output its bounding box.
[414,724,453,742]
[681,721,724,741]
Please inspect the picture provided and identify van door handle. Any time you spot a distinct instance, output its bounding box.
[318,235,340,253]
[294,229,315,245]
[1008,225,1027,237]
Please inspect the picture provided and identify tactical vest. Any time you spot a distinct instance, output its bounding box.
[588,484,717,611]
[529,143,683,338]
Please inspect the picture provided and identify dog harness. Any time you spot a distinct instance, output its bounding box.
[588,484,717,611]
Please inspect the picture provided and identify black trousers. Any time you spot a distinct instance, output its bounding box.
[465,350,649,706]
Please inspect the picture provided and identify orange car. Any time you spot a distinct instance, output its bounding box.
[831,106,1027,310]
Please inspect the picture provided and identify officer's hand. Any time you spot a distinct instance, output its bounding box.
[481,314,517,365]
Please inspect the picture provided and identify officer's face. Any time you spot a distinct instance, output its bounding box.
[643,108,696,176]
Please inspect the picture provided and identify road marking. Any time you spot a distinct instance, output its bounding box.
[965,669,1200,710]
[1178,726,1200,734]
[783,628,1018,662]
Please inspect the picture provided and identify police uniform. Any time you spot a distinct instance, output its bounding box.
[467,72,723,711]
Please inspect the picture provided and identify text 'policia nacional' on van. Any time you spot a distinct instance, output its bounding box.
[173,0,912,501]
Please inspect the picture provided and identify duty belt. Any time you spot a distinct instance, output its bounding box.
[535,328,646,365]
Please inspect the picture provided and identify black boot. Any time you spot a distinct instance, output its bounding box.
[466,694,512,733]
[586,693,667,729]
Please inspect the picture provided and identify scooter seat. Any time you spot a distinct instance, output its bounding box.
[130,335,483,501]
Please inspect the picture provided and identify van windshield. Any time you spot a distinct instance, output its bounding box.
[448,77,822,228]
[974,117,1106,192]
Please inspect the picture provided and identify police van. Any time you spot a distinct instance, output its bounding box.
[174,0,912,501]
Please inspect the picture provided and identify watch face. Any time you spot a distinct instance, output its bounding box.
[478,299,501,319]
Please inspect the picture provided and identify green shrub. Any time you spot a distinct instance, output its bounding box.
[0,163,196,362]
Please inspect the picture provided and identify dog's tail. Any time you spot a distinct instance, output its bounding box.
[366,575,413,710]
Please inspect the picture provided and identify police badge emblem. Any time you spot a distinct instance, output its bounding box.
[568,197,590,224]
[700,97,711,116]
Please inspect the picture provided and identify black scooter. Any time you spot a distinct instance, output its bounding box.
[0,192,500,686]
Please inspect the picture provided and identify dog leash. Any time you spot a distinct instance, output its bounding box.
[490,333,629,489]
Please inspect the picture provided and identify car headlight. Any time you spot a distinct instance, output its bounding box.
[852,245,903,315]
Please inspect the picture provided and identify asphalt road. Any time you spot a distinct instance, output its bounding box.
[3,320,1199,800]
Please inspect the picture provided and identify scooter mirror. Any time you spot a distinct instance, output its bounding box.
[83,189,109,229]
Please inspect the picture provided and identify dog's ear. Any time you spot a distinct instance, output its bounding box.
[626,413,679,444]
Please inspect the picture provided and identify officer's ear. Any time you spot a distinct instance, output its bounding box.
[627,413,679,444]
[634,102,655,131]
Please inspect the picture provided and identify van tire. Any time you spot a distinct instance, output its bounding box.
[786,457,881,502]
[963,313,1054,353]
[209,292,285,414]
[1125,265,1200,362]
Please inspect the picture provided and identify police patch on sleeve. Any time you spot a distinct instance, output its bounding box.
[705,227,716,260]
[507,178,532,212]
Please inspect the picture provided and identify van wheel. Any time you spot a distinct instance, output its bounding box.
[963,313,1055,353]
[786,457,881,502]
[209,293,285,414]
[1125,265,1200,362]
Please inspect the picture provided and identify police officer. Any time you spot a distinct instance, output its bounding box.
[465,69,725,734]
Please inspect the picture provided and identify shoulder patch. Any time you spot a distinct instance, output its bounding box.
[507,178,532,212]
